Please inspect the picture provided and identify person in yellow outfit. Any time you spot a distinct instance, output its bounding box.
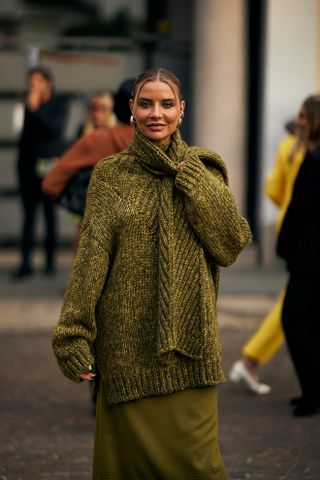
[229,120,304,394]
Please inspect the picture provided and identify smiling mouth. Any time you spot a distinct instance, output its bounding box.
[147,123,166,130]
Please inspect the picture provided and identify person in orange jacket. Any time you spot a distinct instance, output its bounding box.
[42,79,135,249]
[42,79,134,201]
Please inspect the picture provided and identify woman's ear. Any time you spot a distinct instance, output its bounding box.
[129,98,134,112]
[181,100,186,116]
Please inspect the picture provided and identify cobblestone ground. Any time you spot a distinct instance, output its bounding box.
[0,250,319,479]
[1,333,94,480]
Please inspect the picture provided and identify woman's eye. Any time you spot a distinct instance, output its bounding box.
[163,102,174,108]
[139,100,150,108]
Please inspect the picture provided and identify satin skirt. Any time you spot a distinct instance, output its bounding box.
[93,383,227,480]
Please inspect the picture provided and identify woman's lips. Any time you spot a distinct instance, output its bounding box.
[147,123,165,131]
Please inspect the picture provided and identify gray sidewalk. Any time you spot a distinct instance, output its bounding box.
[0,249,319,480]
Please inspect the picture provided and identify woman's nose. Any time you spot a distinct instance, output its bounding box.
[151,104,162,118]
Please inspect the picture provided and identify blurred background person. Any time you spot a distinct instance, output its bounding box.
[42,79,134,251]
[13,65,68,279]
[49,90,118,252]
[77,91,117,137]
[277,94,320,417]
[229,118,304,394]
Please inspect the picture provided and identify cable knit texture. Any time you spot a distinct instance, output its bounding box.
[52,129,252,404]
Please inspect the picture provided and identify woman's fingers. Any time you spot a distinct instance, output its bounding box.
[80,372,96,381]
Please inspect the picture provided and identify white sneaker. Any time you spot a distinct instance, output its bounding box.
[229,360,271,395]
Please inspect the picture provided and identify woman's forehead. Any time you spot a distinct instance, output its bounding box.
[136,79,178,98]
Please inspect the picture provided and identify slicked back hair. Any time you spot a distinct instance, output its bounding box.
[132,68,183,102]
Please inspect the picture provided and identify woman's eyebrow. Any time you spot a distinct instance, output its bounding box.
[138,96,176,101]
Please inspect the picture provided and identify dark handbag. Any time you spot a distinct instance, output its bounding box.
[58,168,93,215]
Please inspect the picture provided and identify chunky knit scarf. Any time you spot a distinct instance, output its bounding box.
[129,129,228,360]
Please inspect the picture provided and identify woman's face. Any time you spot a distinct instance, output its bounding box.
[28,73,52,102]
[296,106,308,143]
[130,80,185,145]
[90,97,111,128]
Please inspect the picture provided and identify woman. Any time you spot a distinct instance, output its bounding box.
[42,79,134,249]
[42,80,134,203]
[277,94,320,417]
[52,68,251,479]
[13,65,68,279]
[229,120,304,395]
[79,91,117,136]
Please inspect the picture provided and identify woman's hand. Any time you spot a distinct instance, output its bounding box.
[80,365,96,381]
[27,90,42,111]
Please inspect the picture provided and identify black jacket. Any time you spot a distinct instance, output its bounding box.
[17,94,68,177]
[276,145,320,272]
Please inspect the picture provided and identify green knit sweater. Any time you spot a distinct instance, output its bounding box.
[52,129,251,404]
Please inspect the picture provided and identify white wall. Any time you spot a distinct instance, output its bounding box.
[260,0,318,228]
[193,0,247,211]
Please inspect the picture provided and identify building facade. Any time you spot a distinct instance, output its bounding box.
[0,0,319,264]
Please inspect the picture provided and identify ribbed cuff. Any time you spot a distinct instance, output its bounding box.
[54,344,94,383]
[175,152,208,194]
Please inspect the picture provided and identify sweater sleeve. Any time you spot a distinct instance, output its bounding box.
[175,152,252,266]
[52,168,115,382]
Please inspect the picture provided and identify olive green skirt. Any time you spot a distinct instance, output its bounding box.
[92,383,227,480]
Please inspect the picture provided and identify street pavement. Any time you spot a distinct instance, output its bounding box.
[0,248,319,480]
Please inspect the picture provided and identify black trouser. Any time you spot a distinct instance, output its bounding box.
[19,174,57,270]
[282,272,320,402]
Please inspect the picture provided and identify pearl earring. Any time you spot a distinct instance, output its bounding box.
[130,115,136,126]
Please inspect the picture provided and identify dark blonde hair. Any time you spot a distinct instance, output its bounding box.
[82,92,117,135]
[132,68,183,102]
[302,94,320,144]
